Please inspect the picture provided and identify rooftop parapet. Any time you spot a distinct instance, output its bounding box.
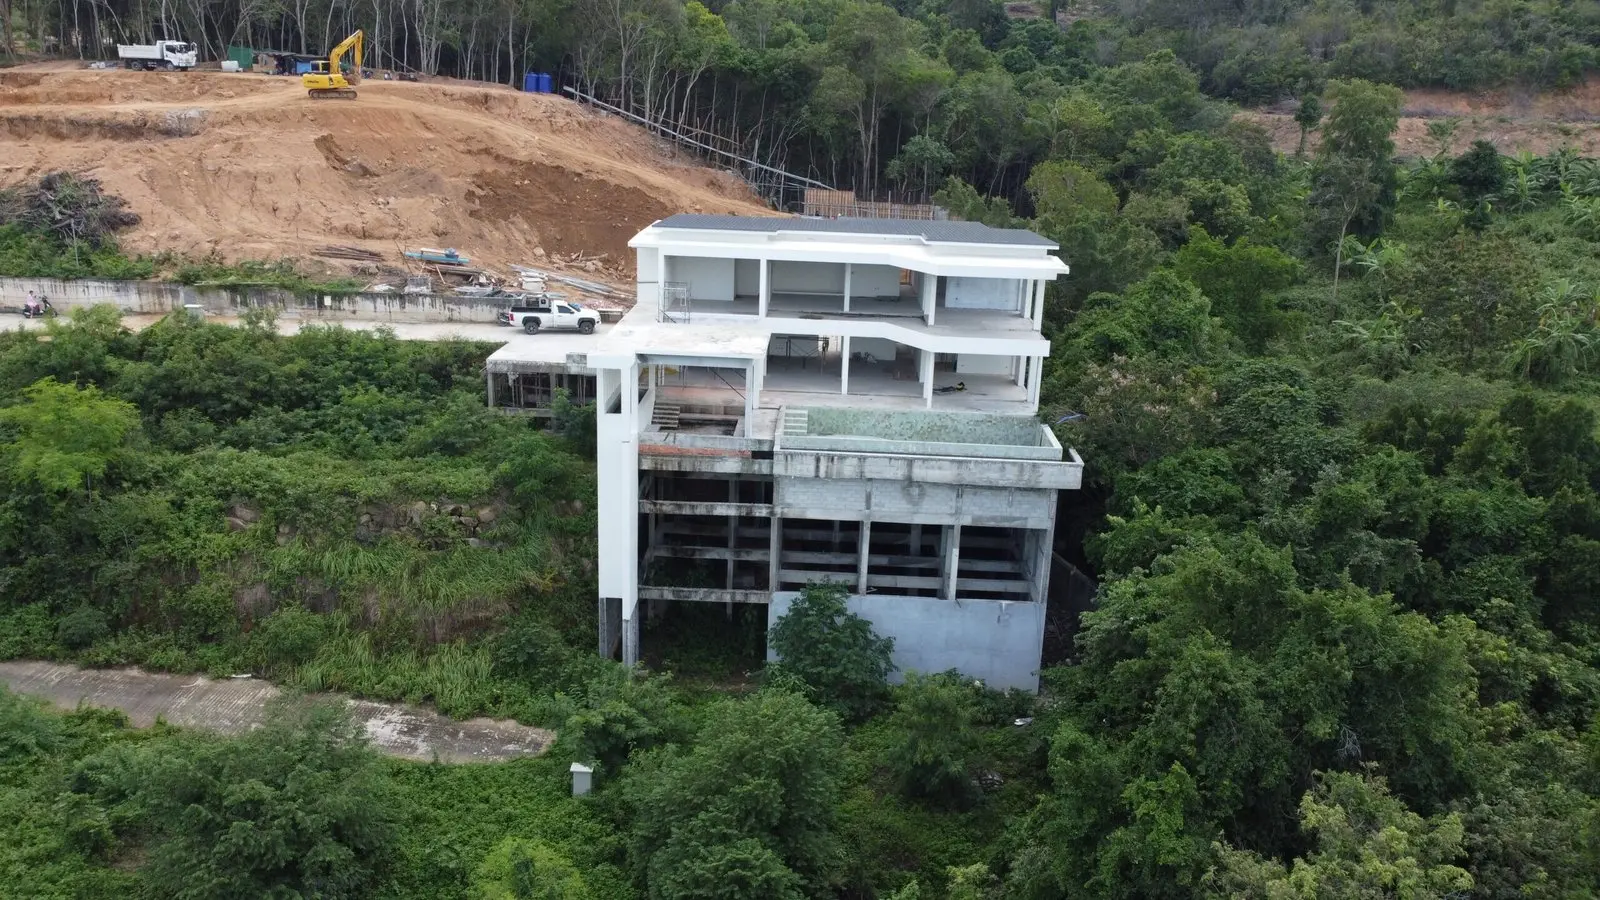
[776,407,1064,462]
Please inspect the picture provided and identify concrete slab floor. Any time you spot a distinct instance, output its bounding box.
[0,661,553,763]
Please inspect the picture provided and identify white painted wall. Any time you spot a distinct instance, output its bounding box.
[669,256,736,302]
[734,259,761,297]
[849,264,902,300]
[946,276,1023,311]
[637,248,661,305]
[956,354,1015,375]
[772,260,845,295]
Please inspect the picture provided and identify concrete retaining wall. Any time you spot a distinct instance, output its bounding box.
[0,276,513,324]
[768,591,1046,692]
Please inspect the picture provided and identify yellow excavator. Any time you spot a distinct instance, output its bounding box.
[303,30,363,100]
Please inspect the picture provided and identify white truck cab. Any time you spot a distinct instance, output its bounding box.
[117,41,198,71]
[498,300,600,335]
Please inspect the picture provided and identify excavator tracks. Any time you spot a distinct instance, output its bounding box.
[308,89,358,100]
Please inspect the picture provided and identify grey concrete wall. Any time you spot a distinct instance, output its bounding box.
[775,476,1057,528]
[0,276,512,324]
[768,591,1046,692]
[773,449,1082,490]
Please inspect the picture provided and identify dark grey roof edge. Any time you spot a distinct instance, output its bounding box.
[653,213,1057,248]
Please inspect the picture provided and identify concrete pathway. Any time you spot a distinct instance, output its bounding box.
[0,661,553,763]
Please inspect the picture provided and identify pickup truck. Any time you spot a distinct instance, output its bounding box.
[498,301,600,335]
[117,41,197,70]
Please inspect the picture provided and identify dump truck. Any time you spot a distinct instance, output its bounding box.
[498,299,600,335]
[116,41,197,71]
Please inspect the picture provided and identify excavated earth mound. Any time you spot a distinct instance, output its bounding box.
[0,68,776,277]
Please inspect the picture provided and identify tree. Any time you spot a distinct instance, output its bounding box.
[620,690,844,898]
[1310,79,1403,257]
[1451,139,1508,204]
[0,377,138,494]
[887,672,983,804]
[1293,93,1321,158]
[1208,770,1474,899]
[129,701,397,900]
[473,839,592,900]
[767,582,894,722]
[1171,227,1301,350]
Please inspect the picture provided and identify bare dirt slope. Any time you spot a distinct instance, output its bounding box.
[1245,77,1600,158]
[0,67,774,279]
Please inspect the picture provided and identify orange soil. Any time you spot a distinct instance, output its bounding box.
[1243,76,1600,158]
[0,67,775,281]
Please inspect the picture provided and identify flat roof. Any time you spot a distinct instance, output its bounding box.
[653,214,1056,248]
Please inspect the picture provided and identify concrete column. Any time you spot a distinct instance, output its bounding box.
[597,596,620,657]
[726,477,738,620]
[843,263,852,312]
[856,521,870,593]
[744,360,757,426]
[1013,355,1025,387]
[1026,355,1043,408]
[758,258,771,318]
[622,612,640,668]
[920,273,937,325]
[943,524,962,600]
[840,336,851,394]
[920,348,935,408]
[768,516,782,591]
[910,524,923,556]
[486,371,495,408]
[1032,279,1047,330]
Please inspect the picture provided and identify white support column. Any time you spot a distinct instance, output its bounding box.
[758,258,771,318]
[856,521,871,593]
[920,273,937,325]
[843,263,852,313]
[1013,355,1025,387]
[1032,279,1047,330]
[745,360,757,425]
[921,348,935,408]
[1026,356,1043,408]
[769,517,782,592]
[943,524,962,601]
[486,371,495,408]
[840,336,851,394]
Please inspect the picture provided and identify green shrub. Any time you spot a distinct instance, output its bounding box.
[254,605,331,673]
[767,583,894,722]
[56,606,110,650]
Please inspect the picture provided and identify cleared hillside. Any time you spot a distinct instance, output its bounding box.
[0,67,774,279]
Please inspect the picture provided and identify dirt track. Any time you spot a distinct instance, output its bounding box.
[0,66,774,278]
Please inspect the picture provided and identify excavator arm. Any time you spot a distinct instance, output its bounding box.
[328,30,363,84]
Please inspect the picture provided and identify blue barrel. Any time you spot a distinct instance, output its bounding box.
[522,72,538,92]
[538,72,553,94]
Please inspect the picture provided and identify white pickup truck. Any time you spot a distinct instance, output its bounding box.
[117,41,197,71]
[498,300,600,335]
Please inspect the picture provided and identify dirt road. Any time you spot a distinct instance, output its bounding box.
[0,660,553,762]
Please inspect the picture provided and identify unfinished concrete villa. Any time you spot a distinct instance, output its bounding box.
[486,214,1083,691]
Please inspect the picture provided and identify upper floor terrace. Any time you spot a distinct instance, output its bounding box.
[629,215,1068,337]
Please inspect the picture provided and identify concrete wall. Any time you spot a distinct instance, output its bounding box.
[956,354,1015,376]
[850,337,900,360]
[849,264,902,300]
[773,450,1081,491]
[0,276,512,324]
[772,260,844,295]
[774,476,1058,528]
[668,257,736,302]
[734,259,761,297]
[945,277,1022,311]
[768,591,1046,692]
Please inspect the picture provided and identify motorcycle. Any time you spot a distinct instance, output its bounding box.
[22,296,57,319]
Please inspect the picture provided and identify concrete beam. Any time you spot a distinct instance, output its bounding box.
[640,456,774,475]
[772,453,1083,490]
[776,507,1054,530]
[848,572,1035,594]
[639,500,775,517]
[639,586,771,604]
[652,545,771,562]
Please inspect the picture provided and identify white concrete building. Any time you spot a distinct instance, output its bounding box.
[489,215,1084,691]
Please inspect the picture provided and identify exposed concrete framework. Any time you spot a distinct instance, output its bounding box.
[491,215,1082,691]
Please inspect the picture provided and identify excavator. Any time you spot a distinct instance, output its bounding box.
[303,30,363,100]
